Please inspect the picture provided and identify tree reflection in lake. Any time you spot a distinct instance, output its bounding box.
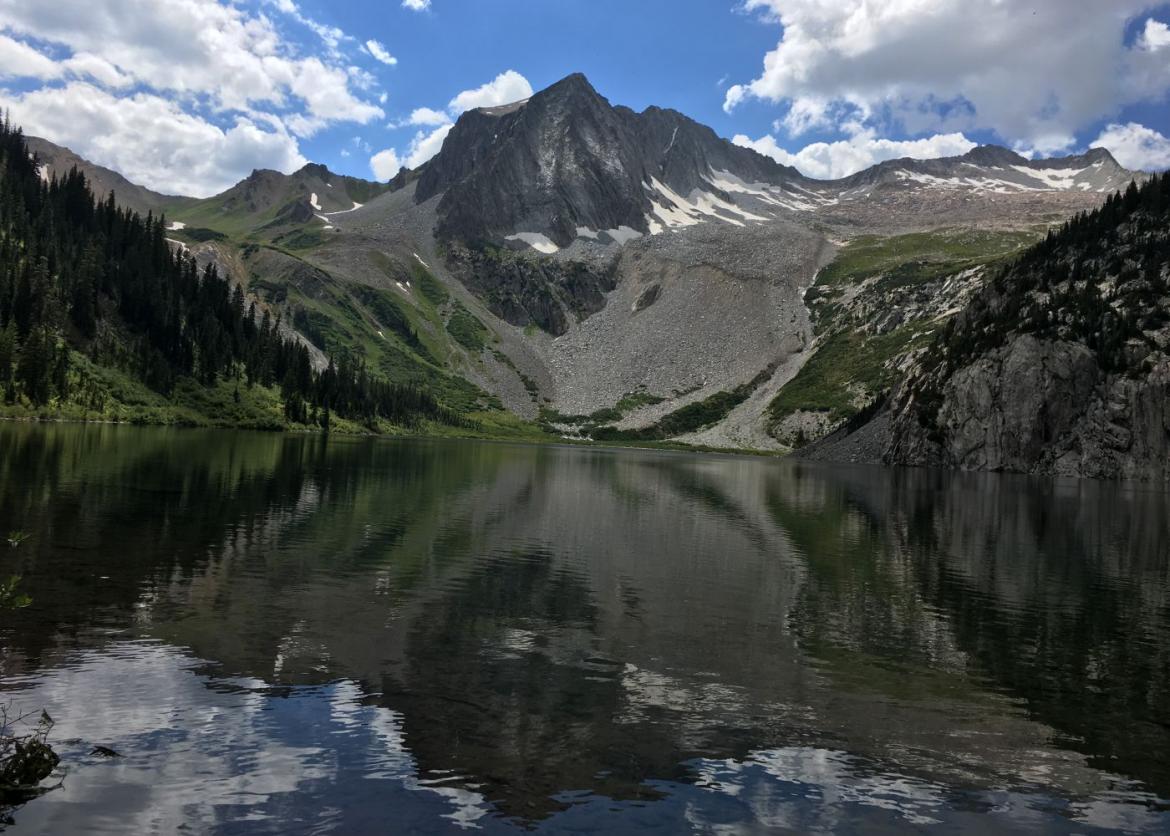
[0,424,1167,833]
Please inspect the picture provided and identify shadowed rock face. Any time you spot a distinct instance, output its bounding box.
[409,73,1137,253]
[866,176,1170,480]
[414,73,802,247]
[885,335,1170,480]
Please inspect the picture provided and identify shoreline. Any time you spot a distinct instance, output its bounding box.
[0,412,785,459]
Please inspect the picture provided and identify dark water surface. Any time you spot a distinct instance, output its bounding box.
[0,424,1168,834]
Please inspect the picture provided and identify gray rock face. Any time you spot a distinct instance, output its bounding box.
[413,73,802,246]
[831,145,1135,194]
[886,335,1170,480]
[443,242,617,336]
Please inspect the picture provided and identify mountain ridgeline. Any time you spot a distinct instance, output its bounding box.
[0,118,460,431]
[411,72,804,247]
[0,72,1157,469]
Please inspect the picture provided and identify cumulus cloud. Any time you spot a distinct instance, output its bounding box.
[733,129,977,180]
[402,124,454,169]
[369,147,402,180]
[0,0,387,195]
[0,33,61,79]
[402,0,431,10]
[447,70,533,113]
[725,1,1170,151]
[365,39,397,66]
[1093,122,1170,172]
[404,107,452,127]
[1139,18,1170,51]
[2,83,307,197]
[0,0,383,126]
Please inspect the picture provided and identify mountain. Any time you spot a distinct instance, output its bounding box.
[3,74,1150,461]
[168,163,391,239]
[831,145,1133,195]
[24,135,194,216]
[805,174,1170,479]
[412,73,807,248]
[404,74,1136,256]
[0,122,471,434]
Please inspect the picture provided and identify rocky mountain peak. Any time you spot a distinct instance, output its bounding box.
[959,145,1028,167]
[414,73,812,250]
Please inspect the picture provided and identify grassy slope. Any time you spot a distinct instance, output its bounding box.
[4,189,551,440]
[767,228,1041,432]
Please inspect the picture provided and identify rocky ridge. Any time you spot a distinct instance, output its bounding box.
[811,175,1170,479]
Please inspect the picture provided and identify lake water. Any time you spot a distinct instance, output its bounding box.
[0,424,1168,834]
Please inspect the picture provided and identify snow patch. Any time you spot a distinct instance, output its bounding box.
[413,253,430,269]
[505,232,560,254]
[166,221,186,231]
[1011,165,1086,190]
[325,201,363,216]
[643,176,770,233]
[309,193,322,211]
[575,227,599,240]
[604,226,643,245]
[663,126,678,156]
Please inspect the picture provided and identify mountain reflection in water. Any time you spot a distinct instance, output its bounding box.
[0,424,1167,834]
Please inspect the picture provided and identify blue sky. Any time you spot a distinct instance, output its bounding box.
[0,0,1168,196]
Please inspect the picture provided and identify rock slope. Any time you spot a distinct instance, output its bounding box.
[866,174,1170,479]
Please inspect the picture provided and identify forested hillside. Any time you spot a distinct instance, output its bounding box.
[883,172,1170,478]
[0,117,463,432]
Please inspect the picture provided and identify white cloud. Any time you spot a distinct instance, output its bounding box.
[1139,18,1170,51]
[403,124,453,169]
[405,107,451,127]
[1092,122,1170,172]
[267,0,347,54]
[0,82,307,197]
[365,39,397,66]
[733,129,977,180]
[448,70,532,114]
[370,147,402,180]
[402,0,431,10]
[0,33,62,80]
[0,0,391,195]
[0,0,384,128]
[64,52,134,88]
[725,1,1170,151]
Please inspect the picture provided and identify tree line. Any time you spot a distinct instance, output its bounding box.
[0,115,466,430]
[933,172,1170,377]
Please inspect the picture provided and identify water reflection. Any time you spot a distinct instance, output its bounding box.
[0,424,1167,833]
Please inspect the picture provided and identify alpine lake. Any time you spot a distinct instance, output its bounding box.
[0,423,1167,834]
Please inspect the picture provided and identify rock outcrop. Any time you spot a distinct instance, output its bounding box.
[870,174,1170,480]
[885,335,1170,479]
[413,73,804,247]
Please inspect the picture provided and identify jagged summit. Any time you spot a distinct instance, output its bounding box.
[961,145,1028,167]
[831,142,1136,197]
[406,74,1140,254]
[414,72,812,249]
